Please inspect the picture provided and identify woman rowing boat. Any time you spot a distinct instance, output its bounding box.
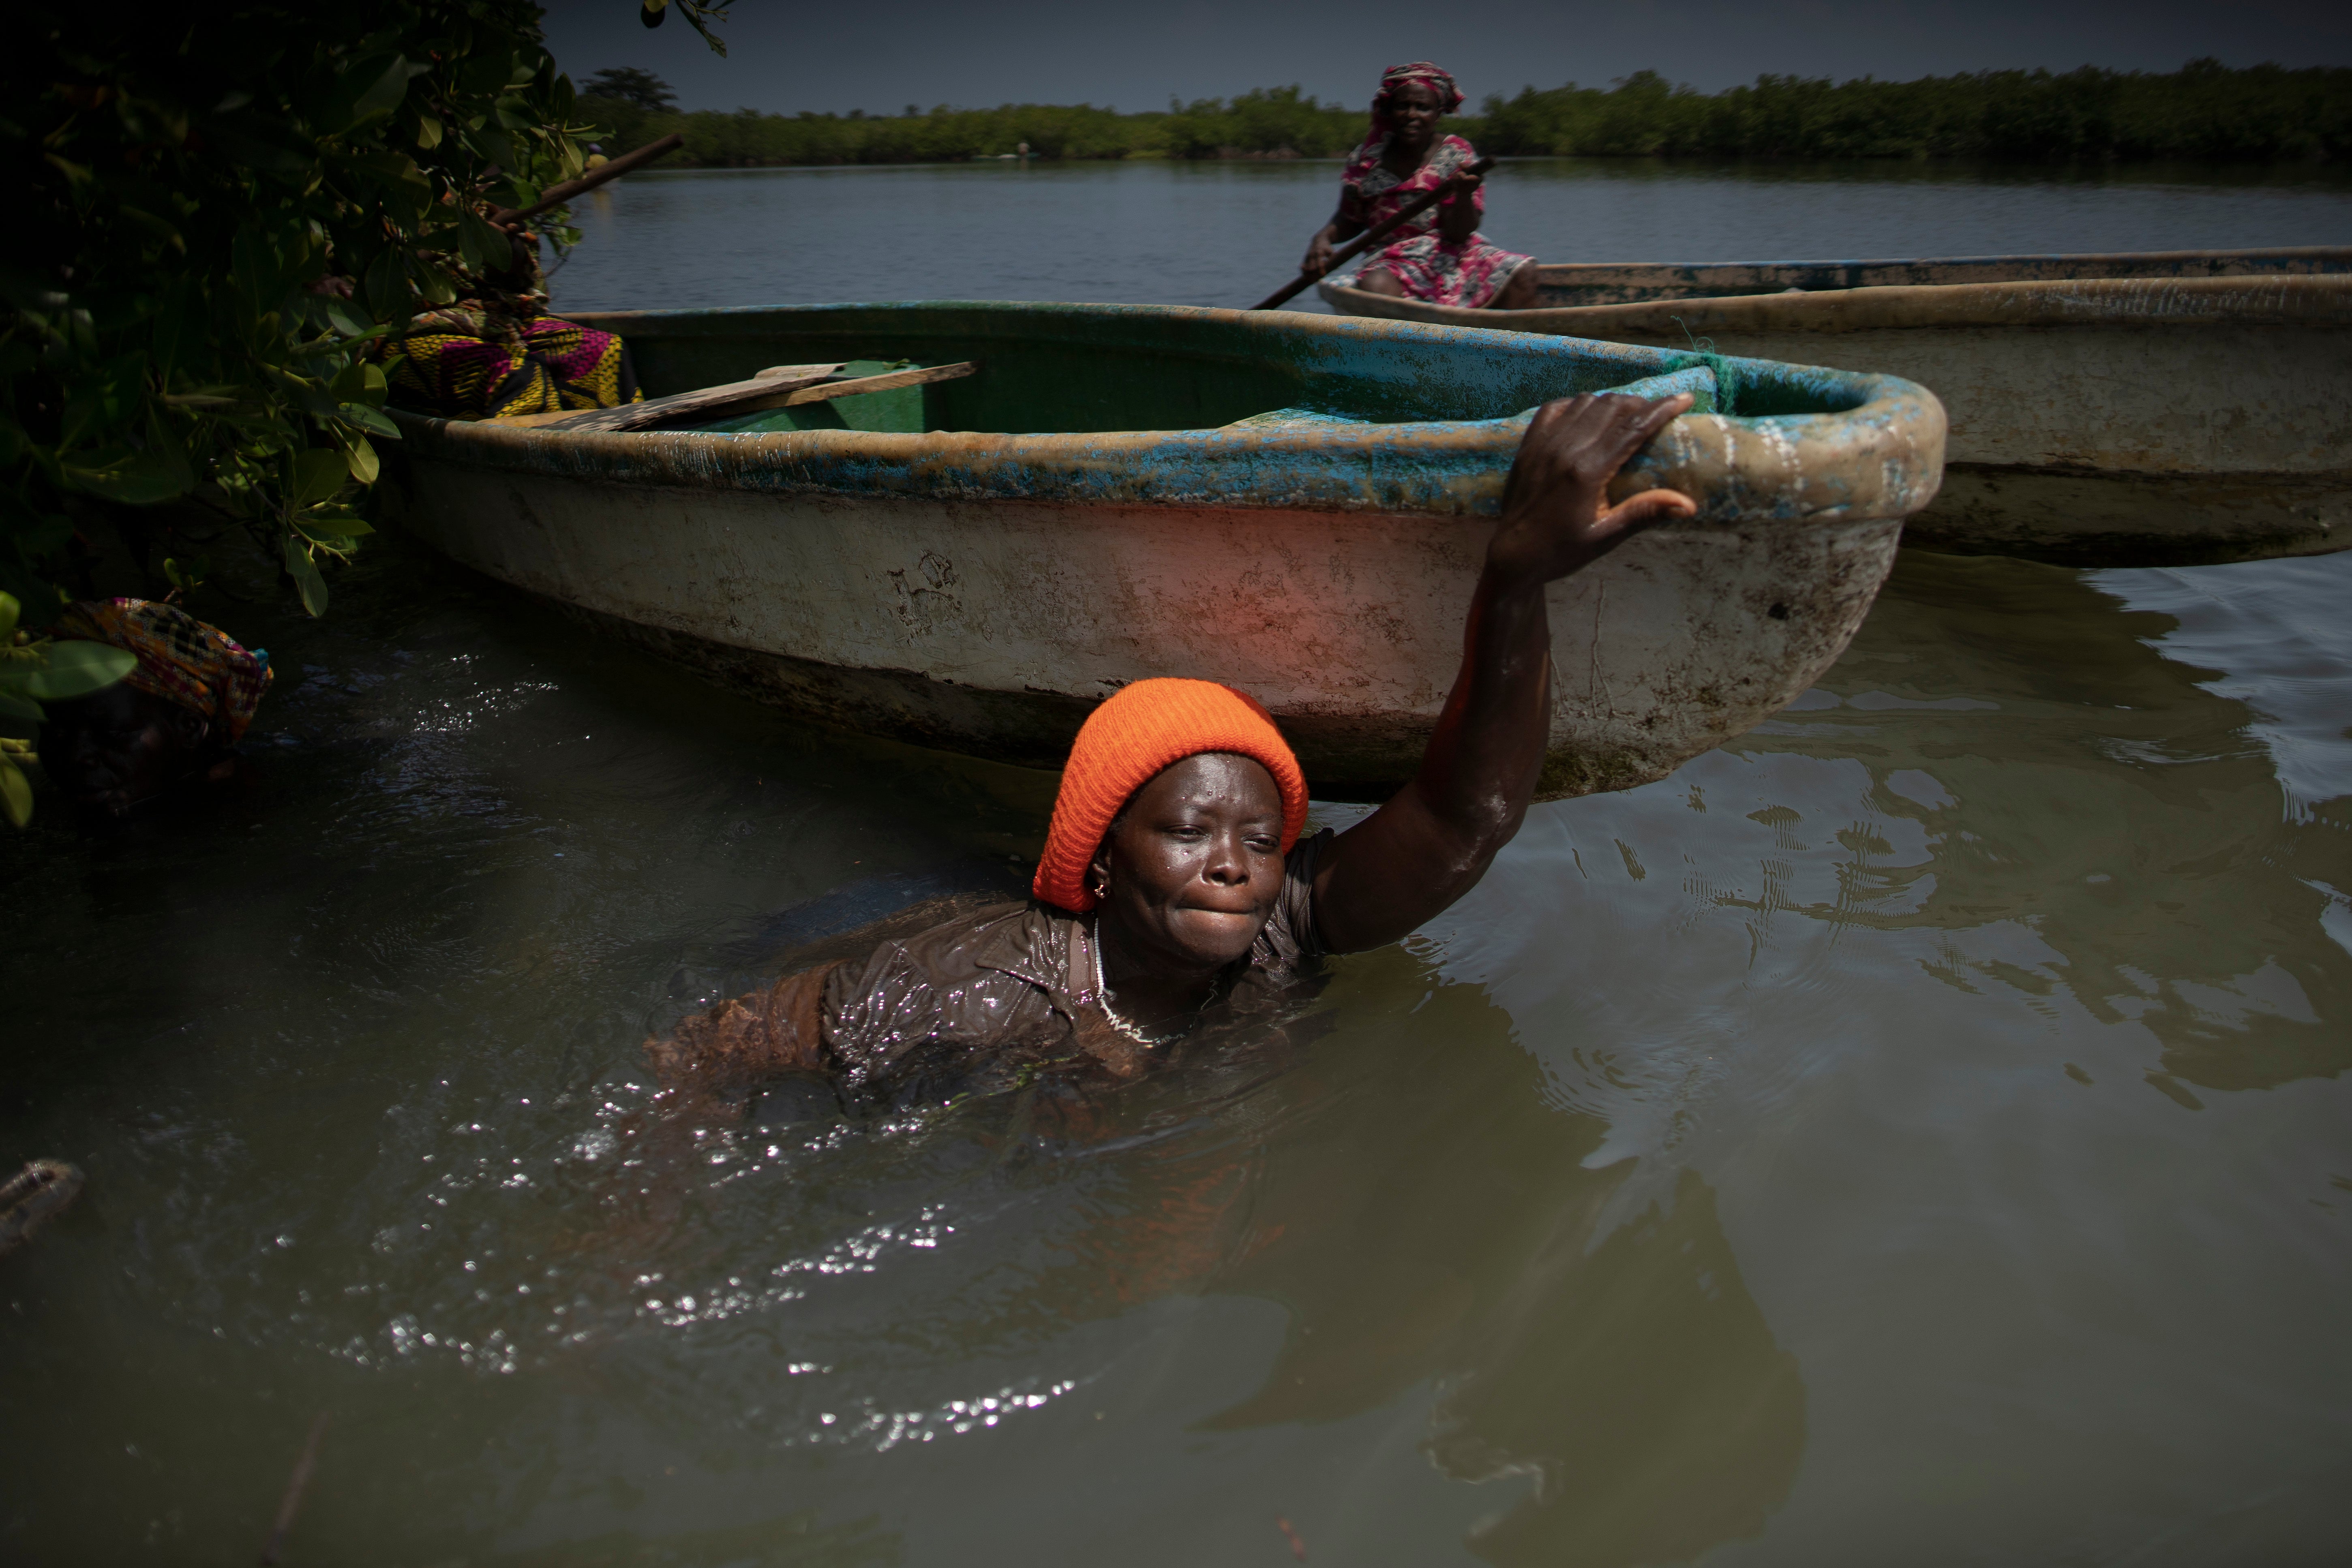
[1299,62,1540,312]
[647,390,1695,1112]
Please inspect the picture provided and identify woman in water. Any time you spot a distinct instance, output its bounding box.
[36,598,272,818]
[649,392,1696,1111]
[1300,62,1541,311]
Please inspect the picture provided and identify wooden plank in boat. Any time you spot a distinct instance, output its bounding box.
[485,364,841,431]
[477,360,846,425]
[520,363,844,433]
[767,360,978,409]
[517,360,980,435]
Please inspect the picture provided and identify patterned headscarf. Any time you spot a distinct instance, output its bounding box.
[49,599,272,742]
[1370,62,1463,135]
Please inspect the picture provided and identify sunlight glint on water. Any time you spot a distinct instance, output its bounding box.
[2,161,2349,1566]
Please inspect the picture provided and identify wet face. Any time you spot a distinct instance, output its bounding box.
[1091,752,1286,974]
[39,684,216,818]
[1386,80,1445,150]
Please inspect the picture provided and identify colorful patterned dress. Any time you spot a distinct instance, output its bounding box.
[1338,132,1532,309]
[380,248,643,420]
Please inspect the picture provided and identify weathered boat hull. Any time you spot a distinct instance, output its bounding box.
[1320,249,2352,566]
[383,302,1942,797]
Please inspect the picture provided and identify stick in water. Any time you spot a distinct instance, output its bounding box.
[1251,156,1495,311]
[257,1411,331,1566]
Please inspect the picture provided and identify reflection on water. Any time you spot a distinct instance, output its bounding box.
[6,151,2352,1561]
[3,531,2345,1564]
[1741,554,2350,1097]
[547,158,2352,315]
[1193,972,1804,1568]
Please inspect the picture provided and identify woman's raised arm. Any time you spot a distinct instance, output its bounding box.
[1310,394,1698,953]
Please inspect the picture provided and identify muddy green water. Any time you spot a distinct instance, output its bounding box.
[5,163,2352,1565]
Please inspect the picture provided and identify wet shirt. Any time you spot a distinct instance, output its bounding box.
[649,831,1332,1110]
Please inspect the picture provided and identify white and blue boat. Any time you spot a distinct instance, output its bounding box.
[383,302,1945,796]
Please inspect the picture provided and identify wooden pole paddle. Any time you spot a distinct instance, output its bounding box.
[1251,156,1494,311]
[490,131,688,226]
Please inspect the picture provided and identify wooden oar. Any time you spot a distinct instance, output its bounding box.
[501,132,688,223]
[767,360,977,408]
[503,364,841,431]
[1251,156,1495,311]
[516,360,980,433]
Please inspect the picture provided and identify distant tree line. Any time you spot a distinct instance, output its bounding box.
[1480,60,2352,161]
[576,60,2351,168]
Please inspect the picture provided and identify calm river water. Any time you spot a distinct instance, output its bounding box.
[4,161,2350,1566]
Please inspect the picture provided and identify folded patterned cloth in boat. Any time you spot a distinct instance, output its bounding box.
[386,308,643,420]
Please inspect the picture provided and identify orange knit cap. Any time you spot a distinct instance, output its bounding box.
[1032,678,1310,913]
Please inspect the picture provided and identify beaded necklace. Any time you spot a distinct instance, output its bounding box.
[1089,919,1185,1048]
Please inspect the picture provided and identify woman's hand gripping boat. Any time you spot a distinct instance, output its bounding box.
[1322,246,2352,567]
[380,301,1944,799]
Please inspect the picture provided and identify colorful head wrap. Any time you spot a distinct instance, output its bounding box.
[1371,62,1463,135]
[49,599,272,742]
[1032,678,1310,914]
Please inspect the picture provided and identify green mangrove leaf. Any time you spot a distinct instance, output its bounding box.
[229,230,287,326]
[457,210,508,274]
[23,641,137,701]
[205,118,313,180]
[145,406,195,488]
[466,50,524,96]
[291,448,347,505]
[470,125,517,169]
[0,591,17,642]
[332,429,379,484]
[362,248,409,324]
[315,293,373,338]
[328,358,377,403]
[63,441,193,505]
[0,690,43,726]
[346,53,412,127]
[1,754,31,829]
[118,206,184,248]
[282,534,330,617]
[300,509,375,538]
[338,402,400,439]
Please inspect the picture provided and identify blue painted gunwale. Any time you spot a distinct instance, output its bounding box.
[400,302,1943,527]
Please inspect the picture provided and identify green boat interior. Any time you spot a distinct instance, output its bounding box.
[563,301,1868,437]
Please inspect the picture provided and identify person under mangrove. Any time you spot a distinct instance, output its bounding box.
[648,390,1697,1112]
[36,598,273,818]
[1300,62,1541,312]
[377,208,645,422]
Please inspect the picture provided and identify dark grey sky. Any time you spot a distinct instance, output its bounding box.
[539,0,2349,117]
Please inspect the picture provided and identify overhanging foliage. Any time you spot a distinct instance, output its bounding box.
[3,0,600,626]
